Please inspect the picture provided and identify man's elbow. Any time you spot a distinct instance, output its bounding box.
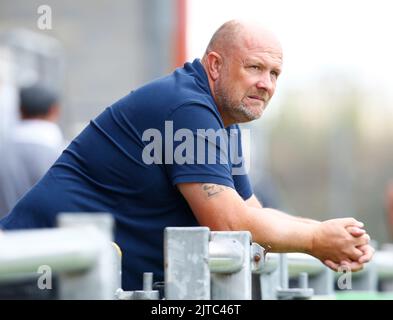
[196,205,250,232]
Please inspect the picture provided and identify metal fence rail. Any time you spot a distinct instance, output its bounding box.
[159,227,393,300]
[0,214,121,299]
[1,223,393,300]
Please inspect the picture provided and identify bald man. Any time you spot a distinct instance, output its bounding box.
[0,20,373,291]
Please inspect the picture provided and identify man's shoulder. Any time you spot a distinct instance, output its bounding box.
[133,61,213,108]
[106,60,220,129]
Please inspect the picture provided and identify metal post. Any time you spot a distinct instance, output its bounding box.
[375,250,393,291]
[57,213,121,299]
[309,268,335,297]
[276,253,314,299]
[258,253,280,300]
[208,238,244,273]
[285,253,334,297]
[210,231,252,300]
[251,242,266,300]
[279,254,288,290]
[164,227,210,300]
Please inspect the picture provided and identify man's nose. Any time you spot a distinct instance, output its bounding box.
[256,72,274,94]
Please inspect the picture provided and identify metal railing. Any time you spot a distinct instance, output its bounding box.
[0,214,121,299]
[157,227,393,300]
[2,223,393,300]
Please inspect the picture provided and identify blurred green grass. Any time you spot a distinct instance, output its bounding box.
[335,291,393,300]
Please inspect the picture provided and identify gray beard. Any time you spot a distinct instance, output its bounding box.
[214,85,263,124]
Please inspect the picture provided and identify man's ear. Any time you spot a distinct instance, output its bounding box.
[205,52,223,81]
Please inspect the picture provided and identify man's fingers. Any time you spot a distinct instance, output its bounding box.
[324,259,364,272]
[353,233,370,246]
[337,260,364,272]
[324,259,339,271]
[343,260,364,272]
[358,245,375,264]
[324,244,374,272]
[340,218,364,228]
[346,226,366,237]
[348,247,364,261]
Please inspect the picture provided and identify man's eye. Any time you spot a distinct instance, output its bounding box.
[271,71,279,78]
[248,65,260,71]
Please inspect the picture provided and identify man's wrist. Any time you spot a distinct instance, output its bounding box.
[303,223,319,255]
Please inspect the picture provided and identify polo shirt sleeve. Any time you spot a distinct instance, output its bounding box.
[165,103,235,190]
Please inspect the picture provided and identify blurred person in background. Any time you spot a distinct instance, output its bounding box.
[0,21,373,290]
[0,84,65,218]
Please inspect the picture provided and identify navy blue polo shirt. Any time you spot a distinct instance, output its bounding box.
[0,59,253,290]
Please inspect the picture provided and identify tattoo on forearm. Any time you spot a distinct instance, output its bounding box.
[202,184,229,198]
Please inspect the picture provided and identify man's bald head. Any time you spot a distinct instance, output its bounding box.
[204,20,282,59]
[204,20,244,55]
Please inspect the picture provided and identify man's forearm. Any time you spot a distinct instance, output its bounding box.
[239,206,316,254]
[180,183,371,268]
[246,195,320,225]
[273,211,321,225]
